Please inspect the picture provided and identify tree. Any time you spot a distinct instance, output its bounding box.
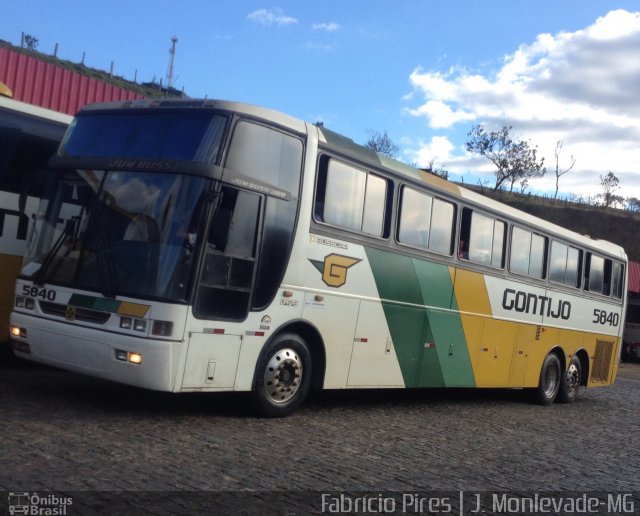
[466,124,546,192]
[553,140,576,199]
[425,158,449,180]
[365,130,400,158]
[598,172,623,208]
[23,34,39,51]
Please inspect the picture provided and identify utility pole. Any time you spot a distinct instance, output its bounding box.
[166,36,178,89]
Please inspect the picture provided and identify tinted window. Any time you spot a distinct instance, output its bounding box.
[62,112,227,163]
[324,160,366,231]
[398,187,432,248]
[612,262,625,299]
[398,187,455,255]
[225,121,303,197]
[195,187,260,320]
[460,208,505,267]
[510,227,547,279]
[252,196,298,310]
[315,157,389,238]
[430,199,455,254]
[550,240,582,288]
[585,253,615,296]
[362,174,387,235]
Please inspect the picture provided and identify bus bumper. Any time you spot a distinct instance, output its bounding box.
[9,311,179,392]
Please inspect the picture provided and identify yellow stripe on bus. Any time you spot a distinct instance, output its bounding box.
[116,302,150,318]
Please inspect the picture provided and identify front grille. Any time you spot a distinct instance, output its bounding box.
[590,339,614,383]
[39,301,111,325]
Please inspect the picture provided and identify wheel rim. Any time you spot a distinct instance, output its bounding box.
[263,348,303,404]
[543,361,559,398]
[565,362,580,397]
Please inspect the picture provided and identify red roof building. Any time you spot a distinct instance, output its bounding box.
[628,261,640,294]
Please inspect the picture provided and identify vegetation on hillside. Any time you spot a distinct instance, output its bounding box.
[470,186,640,262]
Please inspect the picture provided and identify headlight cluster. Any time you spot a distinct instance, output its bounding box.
[119,316,173,337]
[15,296,35,310]
[115,349,143,364]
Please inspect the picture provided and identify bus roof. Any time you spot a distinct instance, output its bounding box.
[0,95,73,126]
[75,98,626,260]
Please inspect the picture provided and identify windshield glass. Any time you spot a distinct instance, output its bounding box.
[23,169,210,302]
[60,111,227,163]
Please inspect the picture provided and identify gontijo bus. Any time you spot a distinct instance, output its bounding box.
[0,89,72,343]
[9,99,627,416]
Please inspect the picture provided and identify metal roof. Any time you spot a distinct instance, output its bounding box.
[629,261,640,293]
[0,46,144,116]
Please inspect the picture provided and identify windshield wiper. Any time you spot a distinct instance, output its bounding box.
[33,218,78,286]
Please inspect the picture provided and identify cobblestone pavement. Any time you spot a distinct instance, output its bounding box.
[1,354,639,513]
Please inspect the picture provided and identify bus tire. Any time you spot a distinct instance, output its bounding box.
[557,355,582,404]
[536,353,561,405]
[252,333,312,417]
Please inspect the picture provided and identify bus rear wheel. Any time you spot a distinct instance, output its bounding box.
[252,333,312,417]
[536,353,561,405]
[557,355,582,404]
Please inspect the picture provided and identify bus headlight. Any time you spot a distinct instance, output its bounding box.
[115,349,143,364]
[15,296,35,310]
[128,352,143,364]
[133,319,147,332]
[10,326,27,338]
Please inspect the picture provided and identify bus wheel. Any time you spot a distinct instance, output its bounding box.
[558,355,582,404]
[536,353,561,405]
[252,333,311,417]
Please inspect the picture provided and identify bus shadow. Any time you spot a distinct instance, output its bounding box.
[4,355,538,418]
[305,386,529,413]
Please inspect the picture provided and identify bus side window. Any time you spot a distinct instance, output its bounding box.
[612,262,624,299]
[510,226,547,279]
[585,253,612,296]
[459,207,505,268]
[316,157,389,238]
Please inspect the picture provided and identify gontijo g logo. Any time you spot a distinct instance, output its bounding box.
[310,254,361,288]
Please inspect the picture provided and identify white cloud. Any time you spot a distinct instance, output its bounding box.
[407,135,454,165]
[406,9,640,197]
[247,8,298,27]
[312,22,340,32]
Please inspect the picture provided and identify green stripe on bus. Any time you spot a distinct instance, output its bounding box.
[365,247,475,388]
[69,294,119,313]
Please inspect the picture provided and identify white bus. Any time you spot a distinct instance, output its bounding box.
[10,99,627,416]
[0,91,72,343]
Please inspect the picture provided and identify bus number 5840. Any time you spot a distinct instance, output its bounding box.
[21,285,56,302]
[592,309,619,326]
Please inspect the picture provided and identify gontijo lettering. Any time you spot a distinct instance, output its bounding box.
[502,288,571,320]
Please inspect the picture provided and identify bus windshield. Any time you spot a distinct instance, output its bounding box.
[22,168,210,302]
[60,111,227,162]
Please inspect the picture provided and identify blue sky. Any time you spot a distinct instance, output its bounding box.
[4,1,640,199]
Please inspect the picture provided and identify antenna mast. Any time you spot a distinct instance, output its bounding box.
[167,36,178,89]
